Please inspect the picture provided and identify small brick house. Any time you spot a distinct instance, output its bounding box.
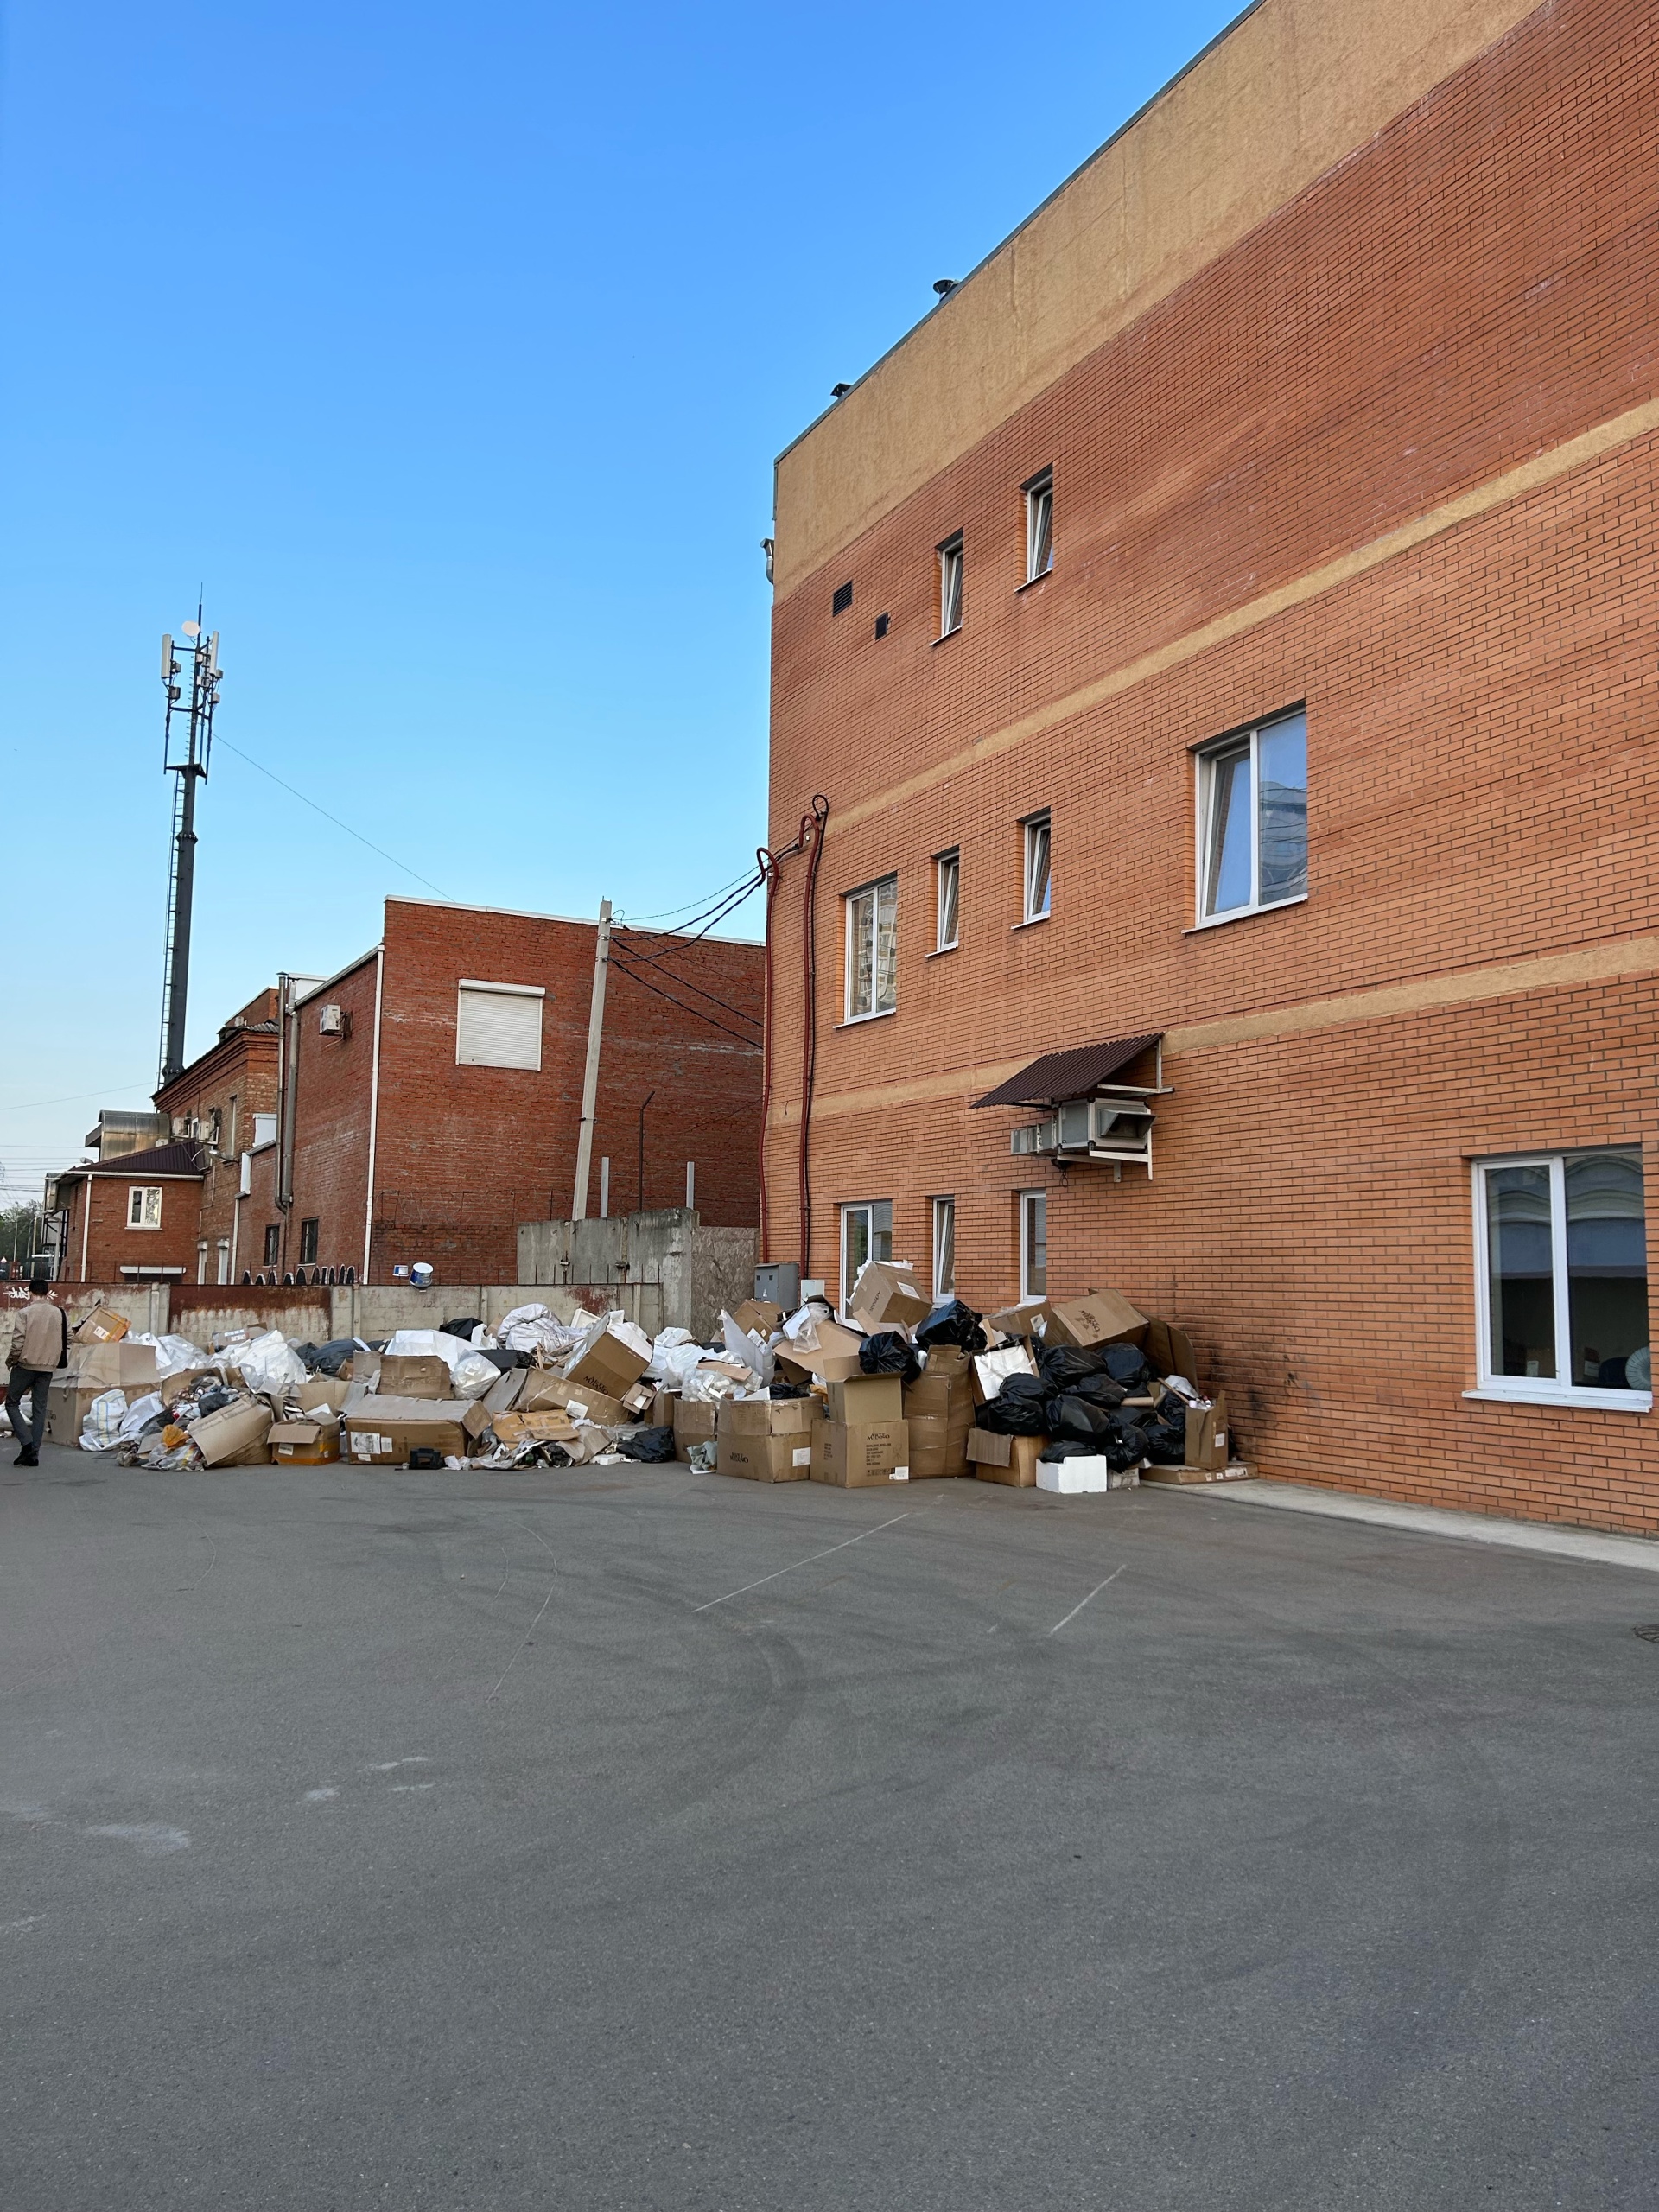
[50,1142,207,1284]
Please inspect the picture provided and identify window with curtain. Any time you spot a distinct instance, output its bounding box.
[845,876,898,1018]
[128,1185,162,1229]
[1198,708,1307,920]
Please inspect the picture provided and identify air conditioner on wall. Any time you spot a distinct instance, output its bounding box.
[1010,1090,1154,1170]
[318,1004,347,1037]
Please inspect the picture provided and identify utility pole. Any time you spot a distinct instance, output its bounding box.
[157,608,222,1088]
[571,899,613,1220]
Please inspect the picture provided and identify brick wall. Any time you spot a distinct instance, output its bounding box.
[57,1171,204,1285]
[764,0,1659,1529]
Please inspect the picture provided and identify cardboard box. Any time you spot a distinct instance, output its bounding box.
[1185,1392,1231,1471]
[483,1367,527,1417]
[672,1397,718,1453]
[1142,1319,1200,1384]
[729,1300,785,1339]
[966,1428,1046,1487]
[520,1372,628,1427]
[779,1318,866,1384]
[649,1388,677,1427]
[1035,1455,1138,1494]
[810,1417,909,1487]
[827,1372,904,1424]
[193,1400,275,1469]
[563,1321,651,1401]
[67,1340,159,1389]
[268,1419,340,1465]
[1041,1289,1147,1350]
[71,1305,129,1344]
[903,1347,975,1478]
[620,1382,655,1419]
[1141,1462,1255,1485]
[492,1410,579,1450]
[344,1395,491,1465]
[297,1375,352,1417]
[848,1262,931,1333]
[985,1301,1047,1340]
[375,1353,453,1402]
[43,1377,111,1448]
[717,1395,821,1481]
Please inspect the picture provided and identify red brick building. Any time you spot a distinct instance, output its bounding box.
[245,896,762,1284]
[764,0,1659,1529]
[50,1141,207,1284]
[154,988,281,1283]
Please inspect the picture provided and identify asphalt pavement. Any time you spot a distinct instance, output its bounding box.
[3,1439,1657,2210]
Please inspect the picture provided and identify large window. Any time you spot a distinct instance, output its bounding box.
[128,1186,162,1230]
[1020,1190,1047,1302]
[932,1197,956,1300]
[935,849,960,952]
[841,1200,893,1313]
[1022,813,1052,923]
[299,1217,320,1264]
[845,875,898,1020]
[1024,468,1054,582]
[938,533,964,637]
[1473,1149,1650,1407]
[455,980,545,1070]
[1197,708,1308,923]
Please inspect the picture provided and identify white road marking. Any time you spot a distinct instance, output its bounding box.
[365,1758,430,1772]
[83,1822,190,1854]
[693,1512,914,1612]
[1047,1565,1125,1637]
[388,1782,435,1793]
[302,1787,339,1802]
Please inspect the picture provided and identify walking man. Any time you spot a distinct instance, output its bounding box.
[6,1277,67,1466]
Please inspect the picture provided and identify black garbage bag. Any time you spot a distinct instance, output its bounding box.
[1037,1344,1103,1389]
[914,1298,987,1351]
[616,1425,676,1463]
[1045,1393,1116,1443]
[480,1346,531,1371]
[441,1315,482,1341]
[303,1338,359,1376]
[289,1342,321,1371]
[1099,1341,1149,1388]
[1102,1413,1150,1471]
[1039,1439,1108,1462]
[1142,1418,1188,1465]
[978,1376,1050,1435]
[768,1381,811,1401]
[194,1384,236,1417]
[859,1331,922,1381]
[1068,1370,1128,1410]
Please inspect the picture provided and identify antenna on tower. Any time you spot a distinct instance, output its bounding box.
[156,603,222,1088]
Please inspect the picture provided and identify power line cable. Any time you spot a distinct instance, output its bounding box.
[216,738,448,897]
[613,868,763,925]
[605,945,764,1050]
[607,952,761,1034]
[613,872,766,970]
[0,1082,155,1114]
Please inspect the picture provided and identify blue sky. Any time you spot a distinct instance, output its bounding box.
[0,0,1237,1204]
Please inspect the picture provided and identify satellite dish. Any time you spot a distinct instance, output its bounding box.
[181,620,200,639]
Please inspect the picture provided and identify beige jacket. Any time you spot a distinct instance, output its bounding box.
[8,1300,67,1373]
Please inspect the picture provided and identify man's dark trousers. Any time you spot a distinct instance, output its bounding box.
[6,1369,50,1455]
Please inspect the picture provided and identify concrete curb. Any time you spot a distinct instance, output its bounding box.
[1158,1477,1659,1573]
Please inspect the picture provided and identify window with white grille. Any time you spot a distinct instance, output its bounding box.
[455,981,545,1070]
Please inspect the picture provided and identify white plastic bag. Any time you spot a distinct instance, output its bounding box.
[496,1303,595,1360]
[645,1326,696,1382]
[116,1392,165,1445]
[450,1351,499,1398]
[235,1331,308,1395]
[130,1332,210,1378]
[79,1389,129,1451]
[383,1328,463,1370]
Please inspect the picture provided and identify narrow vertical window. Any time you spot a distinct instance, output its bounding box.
[196,1241,209,1285]
[938,533,963,637]
[844,875,898,1018]
[1024,468,1053,581]
[1473,1149,1649,1402]
[299,1217,320,1264]
[840,1199,893,1313]
[264,1224,281,1267]
[1022,812,1052,922]
[1198,708,1308,920]
[932,1197,957,1300]
[216,1238,231,1286]
[1020,1190,1047,1302]
[935,849,960,951]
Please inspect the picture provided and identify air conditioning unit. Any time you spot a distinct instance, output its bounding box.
[1010,1117,1058,1156]
[318,1003,347,1037]
[1010,1091,1154,1170]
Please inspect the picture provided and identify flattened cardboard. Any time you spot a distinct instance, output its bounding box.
[729,1300,785,1339]
[717,1395,821,1481]
[492,1410,579,1449]
[193,1400,275,1468]
[827,1372,904,1424]
[1141,1461,1255,1485]
[268,1420,340,1465]
[966,1428,1046,1487]
[563,1322,651,1400]
[484,1367,528,1417]
[375,1353,453,1402]
[67,1340,159,1389]
[1142,1319,1199,1383]
[520,1372,628,1427]
[345,1395,490,1465]
[297,1375,352,1416]
[1041,1289,1147,1350]
[848,1262,931,1333]
[810,1418,909,1487]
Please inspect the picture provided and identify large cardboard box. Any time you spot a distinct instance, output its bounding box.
[268,1419,340,1465]
[827,1372,904,1424]
[375,1353,453,1402]
[67,1340,159,1389]
[777,1319,866,1385]
[1041,1289,1147,1350]
[71,1305,129,1345]
[717,1395,821,1481]
[492,1410,579,1450]
[848,1262,931,1333]
[1142,1319,1200,1384]
[729,1300,785,1339]
[967,1428,1046,1487]
[671,1398,719,1459]
[193,1400,275,1468]
[483,1367,527,1417]
[903,1347,975,1478]
[810,1418,909,1487]
[563,1321,651,1401]
[520,1372,628,1427]
[1185,1393,1231,1471]
[43,1377,109,1447]
[345,1395,490,1465]
[649,1388,677,1427]
[297,1375,352,1417]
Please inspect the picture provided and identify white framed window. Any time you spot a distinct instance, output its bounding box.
[931,1197,956,1300]
[1024,467,1053,582]
[1019,1190,1047,1302]
[844,875,898,1020]
[1197,707,1307,924]
[1022,812,1052,923]
[128,1185,162,1230]
[938,533,963,637]
[455,979,545,1070]
[215,1238,231,1286]
[1471,1149,1650,1409]
[840,1199,893,1314]
[935,849,960,952]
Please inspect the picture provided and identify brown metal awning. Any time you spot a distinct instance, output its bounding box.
[972,1032,1161,1109]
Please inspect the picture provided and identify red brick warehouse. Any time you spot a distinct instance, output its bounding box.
[249,895,763,1285]
[762,0,1659,1529]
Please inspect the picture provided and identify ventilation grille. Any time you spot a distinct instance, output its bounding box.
[832,580,854,617]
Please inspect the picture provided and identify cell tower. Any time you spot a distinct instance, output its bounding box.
[157,609,222,1088]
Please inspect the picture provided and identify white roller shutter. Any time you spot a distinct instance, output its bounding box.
[456,981,543,1070]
